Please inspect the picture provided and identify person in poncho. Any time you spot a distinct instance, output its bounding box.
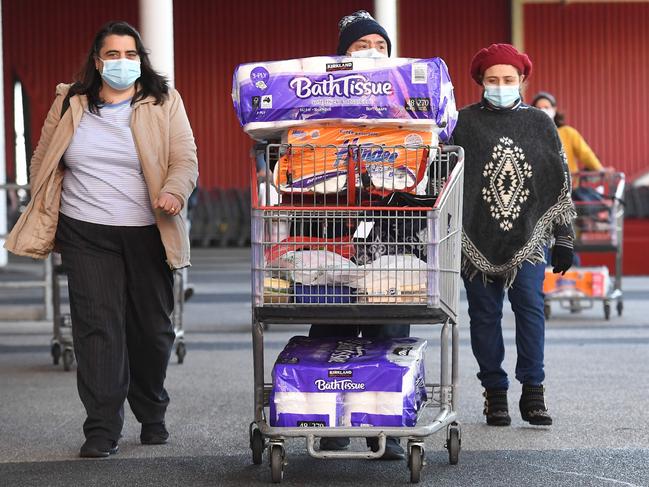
[451,44,575,427]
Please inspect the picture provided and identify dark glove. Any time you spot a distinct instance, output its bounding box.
[551,245,573,275]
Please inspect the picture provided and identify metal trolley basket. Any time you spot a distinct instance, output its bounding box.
[544,170,625,320]
[249,143,464,483]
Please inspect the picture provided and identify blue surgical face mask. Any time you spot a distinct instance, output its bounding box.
[100,58,141,90]
[483,85,520,108]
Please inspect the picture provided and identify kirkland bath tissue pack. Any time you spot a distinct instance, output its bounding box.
[269,336,427,427]
[232,56,457,141]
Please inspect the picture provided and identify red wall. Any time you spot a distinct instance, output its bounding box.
[524,2,649,274]
[580,219,648,277]
[3,1,648,188]
[173,0,373,190]
[2,0,509,190]
[524,2,649,181]
[3,1,648,272]
[398,0,511,109]
[2,0,138,180]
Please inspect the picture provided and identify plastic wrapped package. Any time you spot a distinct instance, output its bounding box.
[270,336,427,427]
[273,125,437,195]
[268,249,361,287]
[232,56,457,141]
[543,266,610,298]
[352,255,430,303]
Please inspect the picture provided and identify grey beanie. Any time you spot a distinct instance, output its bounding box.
[532,91,557,107]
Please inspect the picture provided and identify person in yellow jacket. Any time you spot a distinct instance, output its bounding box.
[532,91,602,174]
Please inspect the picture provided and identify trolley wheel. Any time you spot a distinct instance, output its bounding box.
[251,428,264,465]
[176,342,186,364]
[604,302,611,320]
[270,444,284,483]
[62,349,74,371]
[408,444,424,484]
[51,343,61,365]
[617,300,623,316]
[446,427,461,465]
[544,303,551,320]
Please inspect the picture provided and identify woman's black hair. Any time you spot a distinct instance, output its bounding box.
[69,21,169,114]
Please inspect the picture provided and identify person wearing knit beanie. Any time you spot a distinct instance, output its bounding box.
[312,9,405,462]
[336,10,392,57]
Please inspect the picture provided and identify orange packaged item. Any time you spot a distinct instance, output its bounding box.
[543,266,609,298]
[274,126,436,195]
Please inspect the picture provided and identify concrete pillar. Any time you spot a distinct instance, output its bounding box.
[511,0,525,52]
[374,0,399,57]
[0,2,7,266]
[139,0,175,87]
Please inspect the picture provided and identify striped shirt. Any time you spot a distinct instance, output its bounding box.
[60,99,156,226]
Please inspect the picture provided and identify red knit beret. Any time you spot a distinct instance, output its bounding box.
[470,43,533,85]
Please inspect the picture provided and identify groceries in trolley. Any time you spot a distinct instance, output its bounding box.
[232,56,457,141]
[571,171,624,247]
[543,266,610,298]
[274,126,437,195]
[270,336,427,427]
[263,277,292,304]
[572,186,616,244]
[261,190,439,304]
[265,250,431,304]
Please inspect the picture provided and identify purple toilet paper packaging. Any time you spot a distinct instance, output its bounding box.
[232,56,457,141]
[270,336,427,428]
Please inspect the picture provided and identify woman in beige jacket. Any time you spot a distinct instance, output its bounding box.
[5,21,198,458]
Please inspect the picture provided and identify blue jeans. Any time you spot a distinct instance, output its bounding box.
[463,260,546,390]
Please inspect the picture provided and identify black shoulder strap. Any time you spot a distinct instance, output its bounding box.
[60,93,72,119]
[60,83,80,119]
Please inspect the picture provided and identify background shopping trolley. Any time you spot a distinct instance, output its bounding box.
[249,143,464,483]
[544,170,625,320]
[51,253,74,370]
[50,255,188,370]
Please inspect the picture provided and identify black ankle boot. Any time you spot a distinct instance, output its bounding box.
[483,389,511,426]
[141,422,169,445]
[520,384,553,426]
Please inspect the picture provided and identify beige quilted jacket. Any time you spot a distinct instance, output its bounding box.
[5,83,198,269]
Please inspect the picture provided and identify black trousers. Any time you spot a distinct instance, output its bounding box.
[56,214,175,442]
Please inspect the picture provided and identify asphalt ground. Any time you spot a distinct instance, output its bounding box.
[1,248,648,486]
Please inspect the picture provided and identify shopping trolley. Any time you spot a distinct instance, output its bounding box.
[50,255,188,370]
[249,143,464,483]
[51,253,74,370]
[172,269,187,363]
[544,170,625,320]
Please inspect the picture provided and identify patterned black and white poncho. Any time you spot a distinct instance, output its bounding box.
[452,100,575,287]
